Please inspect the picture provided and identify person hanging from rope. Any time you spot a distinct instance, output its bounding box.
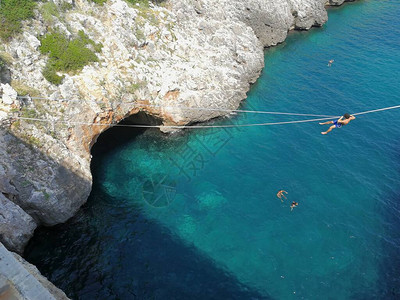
[319,113,356,135]
[277,190,288,202]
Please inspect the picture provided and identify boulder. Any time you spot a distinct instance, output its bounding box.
[0,193,36,254]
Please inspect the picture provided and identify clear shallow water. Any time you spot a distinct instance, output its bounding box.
[25,1,400,299]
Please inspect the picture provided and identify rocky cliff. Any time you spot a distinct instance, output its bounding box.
[0,0,354,252]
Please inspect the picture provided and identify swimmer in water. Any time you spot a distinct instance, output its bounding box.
[277,190,288,202]
[290,201,298,211]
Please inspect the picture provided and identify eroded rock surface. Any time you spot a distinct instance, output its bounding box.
[0,193,36,254]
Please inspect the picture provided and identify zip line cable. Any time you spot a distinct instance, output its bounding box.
[10,104,400,129]
[16,95,339,118]
[14,116,337,129]
[352,104,400,116]
[11,96,400,129]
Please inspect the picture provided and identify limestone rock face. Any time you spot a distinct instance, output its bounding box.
[329,0,355,6]
[178,0,327,47]
[0,0,354,252]
[0,129,90,227]
[0,193,36,254]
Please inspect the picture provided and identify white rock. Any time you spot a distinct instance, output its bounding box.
[23,33,41,50]
[0,111,8,120]
[0,84,17,105]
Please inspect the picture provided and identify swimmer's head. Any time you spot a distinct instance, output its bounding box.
[343,113,351,119]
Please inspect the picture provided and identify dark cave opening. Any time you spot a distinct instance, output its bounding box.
[90,111,163,157]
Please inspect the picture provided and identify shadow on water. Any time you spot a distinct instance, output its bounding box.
[350,138,400,300]
[24,113,270,300]
[351,200,400,299]
[375,141,400,300]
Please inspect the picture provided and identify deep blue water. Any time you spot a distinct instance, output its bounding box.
[25,1,400,299]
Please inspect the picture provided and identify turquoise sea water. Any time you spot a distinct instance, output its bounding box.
[25,1,400,299]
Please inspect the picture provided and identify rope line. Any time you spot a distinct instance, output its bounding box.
[10,95,400,129]
[11,102,400,129]
[16,95,339,118]
[352,104,400,116]
[15,116,336,129]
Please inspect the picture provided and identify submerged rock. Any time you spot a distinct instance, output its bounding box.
[197,191,227,210]
[178,214,197,239]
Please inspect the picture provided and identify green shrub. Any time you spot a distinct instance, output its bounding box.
[42,64,64,85]
[39,30,102,85]
[39,1,60,24]
[125,0,149,7]
[40,31,69,58]
[125,0,165,5]
[78,30,103,53]
[0,0,37,40]
[91,0,108,5]
[60,1,73,12]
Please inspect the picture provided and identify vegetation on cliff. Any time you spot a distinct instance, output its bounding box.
[0,0,37,40]
[91,0,152,6]
[126,0,150,6]
[91,0,108,5]
[39,30,102,85]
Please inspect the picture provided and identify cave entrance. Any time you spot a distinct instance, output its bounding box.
[89,111,164,182]
[91,111,162,157]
